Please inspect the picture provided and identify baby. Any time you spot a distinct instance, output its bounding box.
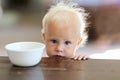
[41,2,89,60]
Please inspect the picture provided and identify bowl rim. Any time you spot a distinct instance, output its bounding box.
[5,41,45,52]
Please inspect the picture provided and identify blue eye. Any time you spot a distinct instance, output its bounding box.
[51,40,57,44]
[65,41,71,45]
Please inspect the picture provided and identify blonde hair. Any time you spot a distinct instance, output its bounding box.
[42,2,88,46]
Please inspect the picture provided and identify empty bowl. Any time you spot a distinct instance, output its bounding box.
[5,42,45,67]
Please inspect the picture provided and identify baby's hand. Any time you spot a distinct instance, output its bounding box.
[73,54,88,60]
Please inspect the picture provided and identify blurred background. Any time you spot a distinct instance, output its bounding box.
[0,0,120,56]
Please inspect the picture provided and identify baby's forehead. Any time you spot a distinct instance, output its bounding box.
[46,10,81,37]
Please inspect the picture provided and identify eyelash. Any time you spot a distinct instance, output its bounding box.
[51,40,57,44]
[50,40,71,45]
[64,41,71,45]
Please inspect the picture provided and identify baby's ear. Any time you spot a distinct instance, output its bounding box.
[42,33,46,41]
[77,38,82,47]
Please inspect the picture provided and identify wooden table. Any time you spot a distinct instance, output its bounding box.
[0,56,120,80]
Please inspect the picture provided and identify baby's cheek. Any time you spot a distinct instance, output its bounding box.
[66,48,76,56]
[46,47,55,56]
[66,52,75,58]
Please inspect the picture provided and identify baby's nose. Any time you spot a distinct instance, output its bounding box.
[55,44,64,55]
[56,44,64,51]
[56,49,62,53]
[56,49,63,56]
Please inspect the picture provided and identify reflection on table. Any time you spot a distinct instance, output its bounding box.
[0,57,120,80]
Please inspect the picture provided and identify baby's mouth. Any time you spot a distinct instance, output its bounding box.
[52,55,66,58]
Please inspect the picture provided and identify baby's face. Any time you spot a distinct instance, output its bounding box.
[43,18,82,58]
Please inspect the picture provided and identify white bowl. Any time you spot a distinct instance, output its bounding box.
[5,42,45,67]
